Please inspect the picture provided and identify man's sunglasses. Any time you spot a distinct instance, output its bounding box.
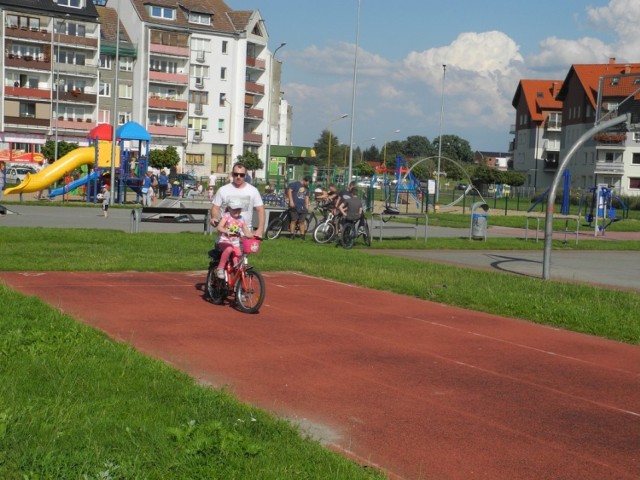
[232,172,246,178]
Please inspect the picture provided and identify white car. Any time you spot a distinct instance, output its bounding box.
[5,166,37,183]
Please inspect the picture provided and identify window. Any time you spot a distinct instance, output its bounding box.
[99,82,111,97]
[611,77,619,85]
[191,38,210,51]
[151,59,178,73]
[190,90,209,104]
[119,56,133,71]
[218,118,224,133]
[57,0,83,7]
[58,50,86,66]
[188,117,208,130]
[99,55,112,69]
[7,15,40,30]
[219,93,226,107]
[19,102,36,118]
[98,109,110,124]
[118,83,133,99]
[222,41,228,54]
[149,5,175,20]
[118,111,132,125]
[220,67,227,80]
[149,113,176,126]
[190,65,209,78]
[186,153,205,165]
[633,153,640,165]
[188,12,210,25]
[629,178,640,189]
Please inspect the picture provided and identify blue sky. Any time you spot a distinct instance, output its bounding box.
[231,0,638,153]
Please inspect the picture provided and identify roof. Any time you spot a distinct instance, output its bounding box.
[117,122,151,141]
[512,79,563,121]
[96,6,133,45]
[556,61,640,106]
[0,0,99,21]
[270,146,316,158]
[129,0,254,34]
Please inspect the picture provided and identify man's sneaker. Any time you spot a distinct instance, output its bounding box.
[216,268,225,279]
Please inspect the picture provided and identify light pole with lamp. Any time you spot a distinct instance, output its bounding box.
[346,0,361,184]
[222,95,233,172]
[359,137,375,162]
[435,64,446,204]
[327,113,348,170]
[265,42,286,184]
[382,129,400,167]
[53,15,69,167]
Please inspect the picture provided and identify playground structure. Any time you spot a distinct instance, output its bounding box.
[3,122,151,204]
[578,183,627,236]
[372,155,423,210]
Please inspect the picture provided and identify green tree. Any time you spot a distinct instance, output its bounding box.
[41,140,79,162]
[354,161,375,177]
[402,135,434,159]
[314,129,343,166]
[148,146,179,170]
[237,151,263,178]
[432,134,473,163]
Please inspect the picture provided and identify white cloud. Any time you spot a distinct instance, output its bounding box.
[527,36,613,70]
[585,0,640,61]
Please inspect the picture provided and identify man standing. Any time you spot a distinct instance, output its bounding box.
[210,162,264,237]
[286,175,311,240]
[158,170,169,199]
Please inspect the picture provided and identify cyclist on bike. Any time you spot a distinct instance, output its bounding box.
[286,175,312,240]
[215,198,255,279]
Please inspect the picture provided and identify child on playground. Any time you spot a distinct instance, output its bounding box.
[100,185,110,218]
[215,198,254,279]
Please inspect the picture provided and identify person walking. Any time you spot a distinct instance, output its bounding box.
[210,162,264,238]
[158,170,169,199]
[141,171,152,206]
[100,185,111,218]
[286,176,311,240]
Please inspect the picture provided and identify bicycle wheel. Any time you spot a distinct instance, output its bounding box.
[305,212,317,234]
[342,222,356,249]
[266,218,284,240]
[313,221,336,244]
[206,266,226,305]
[235,269,266,314]
[361,219,371,246]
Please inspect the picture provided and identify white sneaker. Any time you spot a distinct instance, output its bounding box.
[216,268,225,279]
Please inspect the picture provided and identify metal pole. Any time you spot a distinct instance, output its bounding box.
[109,5,120,205]
[347,0,361,184]
[435,64,446,204]
[265,42,286,183]
[53,16,68,165]
[542,113,628,279]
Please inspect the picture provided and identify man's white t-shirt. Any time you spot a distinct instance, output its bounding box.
[212,182,263,228]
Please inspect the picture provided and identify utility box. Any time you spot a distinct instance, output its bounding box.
[470,202,489,240]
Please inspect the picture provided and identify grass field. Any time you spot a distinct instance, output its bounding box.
[0,226,638,478]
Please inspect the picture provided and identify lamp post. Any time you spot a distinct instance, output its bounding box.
[327,113,348,170]
[223,95,232,172]
[435,64,446,204]
[346,0,361,184]
[360,137,375,162]
[382,129,400,167]
[53,15,69,166]
[265,42,286,183]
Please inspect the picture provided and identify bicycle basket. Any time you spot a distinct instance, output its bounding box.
[241,238,261,254]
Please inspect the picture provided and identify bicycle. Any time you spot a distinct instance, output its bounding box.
[340,214,371,249]
[265,207,318,240]
[312,206,344,244]
[206,237,265,314]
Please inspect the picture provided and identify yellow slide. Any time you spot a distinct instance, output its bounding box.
[4,143,116,195]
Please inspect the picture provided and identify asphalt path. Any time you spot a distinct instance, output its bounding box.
[1,202,639,290]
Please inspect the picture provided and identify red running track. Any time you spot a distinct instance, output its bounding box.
[1,271,638,480]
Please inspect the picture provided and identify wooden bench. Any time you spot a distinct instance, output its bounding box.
[130,207,212,234]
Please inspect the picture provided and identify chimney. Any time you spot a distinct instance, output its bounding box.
[551,81,559,97]
[609,57,616,64]
[625,64,631,74]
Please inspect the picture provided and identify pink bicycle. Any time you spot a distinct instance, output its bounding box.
[206,237,265,314]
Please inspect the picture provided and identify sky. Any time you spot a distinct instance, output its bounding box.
[230,0,640,154]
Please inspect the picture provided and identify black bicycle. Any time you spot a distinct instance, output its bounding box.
[340,214,371,249]
[265,208,318,240]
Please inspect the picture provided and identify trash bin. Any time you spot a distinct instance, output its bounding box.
[470,202,489,240]
[172,182,181,197]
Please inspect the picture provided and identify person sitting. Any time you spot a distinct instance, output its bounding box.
[185,182,204,198]
[215,198,254,279]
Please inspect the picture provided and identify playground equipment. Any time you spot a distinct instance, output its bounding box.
[372,155,422,209]
[3,121,150,204]
[528,170,572,215]
[578,183,627,236]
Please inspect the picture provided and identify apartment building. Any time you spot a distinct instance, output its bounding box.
[511,59,640,196]
[1,0,287,180]
[0,0,101,160]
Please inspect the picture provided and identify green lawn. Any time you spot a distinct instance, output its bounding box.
[0,226,638,478]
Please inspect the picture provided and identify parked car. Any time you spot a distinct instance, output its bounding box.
[173,174,197,190]
[5,166,37,183]
[455,182,468,191]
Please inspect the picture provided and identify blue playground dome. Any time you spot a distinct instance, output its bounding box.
[116,121,151,141]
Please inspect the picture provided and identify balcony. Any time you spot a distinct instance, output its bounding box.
[595,160,625,175]
[5,25,50,42]
[149,70,189,85]
[542,139,561,152]
[545,119,562,131]
[149,42,189,58]
[147,124,187,137]
[243,132,262,144]
[593,132,626,146]
[5,53,51,71]
[148,95,188,111]
[58,62,99,78]
[54,117,94,131]
[246,56,266,70]
[5,85,51,100]
[57,90,97,104]
[245,81,264,95]
[245,107,263,120]
[4,115,50,129]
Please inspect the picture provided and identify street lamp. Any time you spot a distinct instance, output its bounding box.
[346,0,362,184]
[53,15,69,166]
[327,113,348,169]
[360,137,375,162]
[265,42,286,183]
[382,129,400,166]
[222,95,232,172]
[435,64,447,204]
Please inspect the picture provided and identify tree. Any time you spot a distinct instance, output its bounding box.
[314,129,343,166]
[148,146,179,170]
[41,140,79,162]
[432,134,473,163]
[355,161,375,177]
[237,151,263,178]
[402,135,434,159]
